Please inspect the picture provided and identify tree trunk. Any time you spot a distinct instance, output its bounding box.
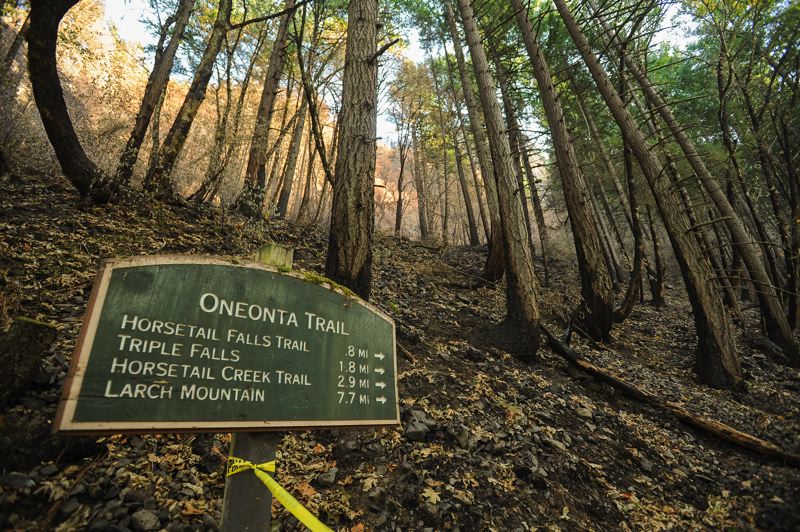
[1,11,29,83]
[276,95,308,218]
[645,205,665,307]
[554,0,742,389]
[521,137,550,286]
[26,0,114,202]
[445,2,504,281]
[443,46,489,244]
[295,132,316,225]
[613,50,643,322]
[587,0,798,364]
[512,0,613,340]
[452,126,480,245]
[456,0,541,352]
[493,52,537,261]
[394,139,408,236]
[411,125,429,240]
[325,0,378,300]
[144,0,232,198]
[234,0,294,217]
[115,0,194,185]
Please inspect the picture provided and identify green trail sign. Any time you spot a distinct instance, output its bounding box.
[55,256,399,433]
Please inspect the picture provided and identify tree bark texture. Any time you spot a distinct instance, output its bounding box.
[325,0,378,300]
[457,0,540,352]
[554,0,742,389]
[512,0,613,340]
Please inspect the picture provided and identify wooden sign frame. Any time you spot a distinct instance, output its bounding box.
[55,255,400,434]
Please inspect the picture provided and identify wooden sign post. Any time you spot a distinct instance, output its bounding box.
[221,245,291,531]
[55,249,400,528]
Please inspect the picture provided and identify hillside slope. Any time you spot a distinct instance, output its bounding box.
[0,173,798,530]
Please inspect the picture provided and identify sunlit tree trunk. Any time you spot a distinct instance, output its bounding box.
[1,11,29,84]
[116,0,194,186]
[234,0,295,217]
[144,0,232,198]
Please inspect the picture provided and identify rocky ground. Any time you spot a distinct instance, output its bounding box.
[0,172,798,531]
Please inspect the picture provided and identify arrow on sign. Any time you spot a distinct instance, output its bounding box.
[374,367,385,375]
[375,381,386,389]
[374,352,385,360]
[376,396,387,404]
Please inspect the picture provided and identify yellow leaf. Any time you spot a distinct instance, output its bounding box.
[422,487,440,505]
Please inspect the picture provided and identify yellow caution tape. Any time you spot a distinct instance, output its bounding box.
[226,456,332,532]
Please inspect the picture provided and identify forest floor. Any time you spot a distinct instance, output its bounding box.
[0,171,799,531]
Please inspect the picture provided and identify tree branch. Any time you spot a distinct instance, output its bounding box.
[369,37,400,64]
[228,0,311,30]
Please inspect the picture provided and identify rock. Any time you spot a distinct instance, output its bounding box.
[640,457,654,473]
[405,420,429,441]
[59,498,81,517]
[575,407,593,419]
[201,513,219,529]
[0,474,35,489]
[40,463,58,476]
[316,467,337,486]
[130,509,160,531]
[409,409,436,428]
[123,488,152,503]
[542,438,566,452]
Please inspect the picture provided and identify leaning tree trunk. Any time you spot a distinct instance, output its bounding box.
[452,126,480,245]
[456,0,541,353]
[325,0,378,300]
[443,46,489,244]
[554,0,742,389]
[411,125,429,241]
[493,53,537,262]
[444,2,504,281]
[276,96,308,218]
[512,0,613,340]
[115,0,194,186]
[1,11,29,83]
[587,0,799,364]
[521,136,550,286]
[234,0,295,217]
[144,0,232,198]
[26,0,114,202]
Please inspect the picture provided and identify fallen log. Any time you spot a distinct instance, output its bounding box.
[539,324,800,467]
